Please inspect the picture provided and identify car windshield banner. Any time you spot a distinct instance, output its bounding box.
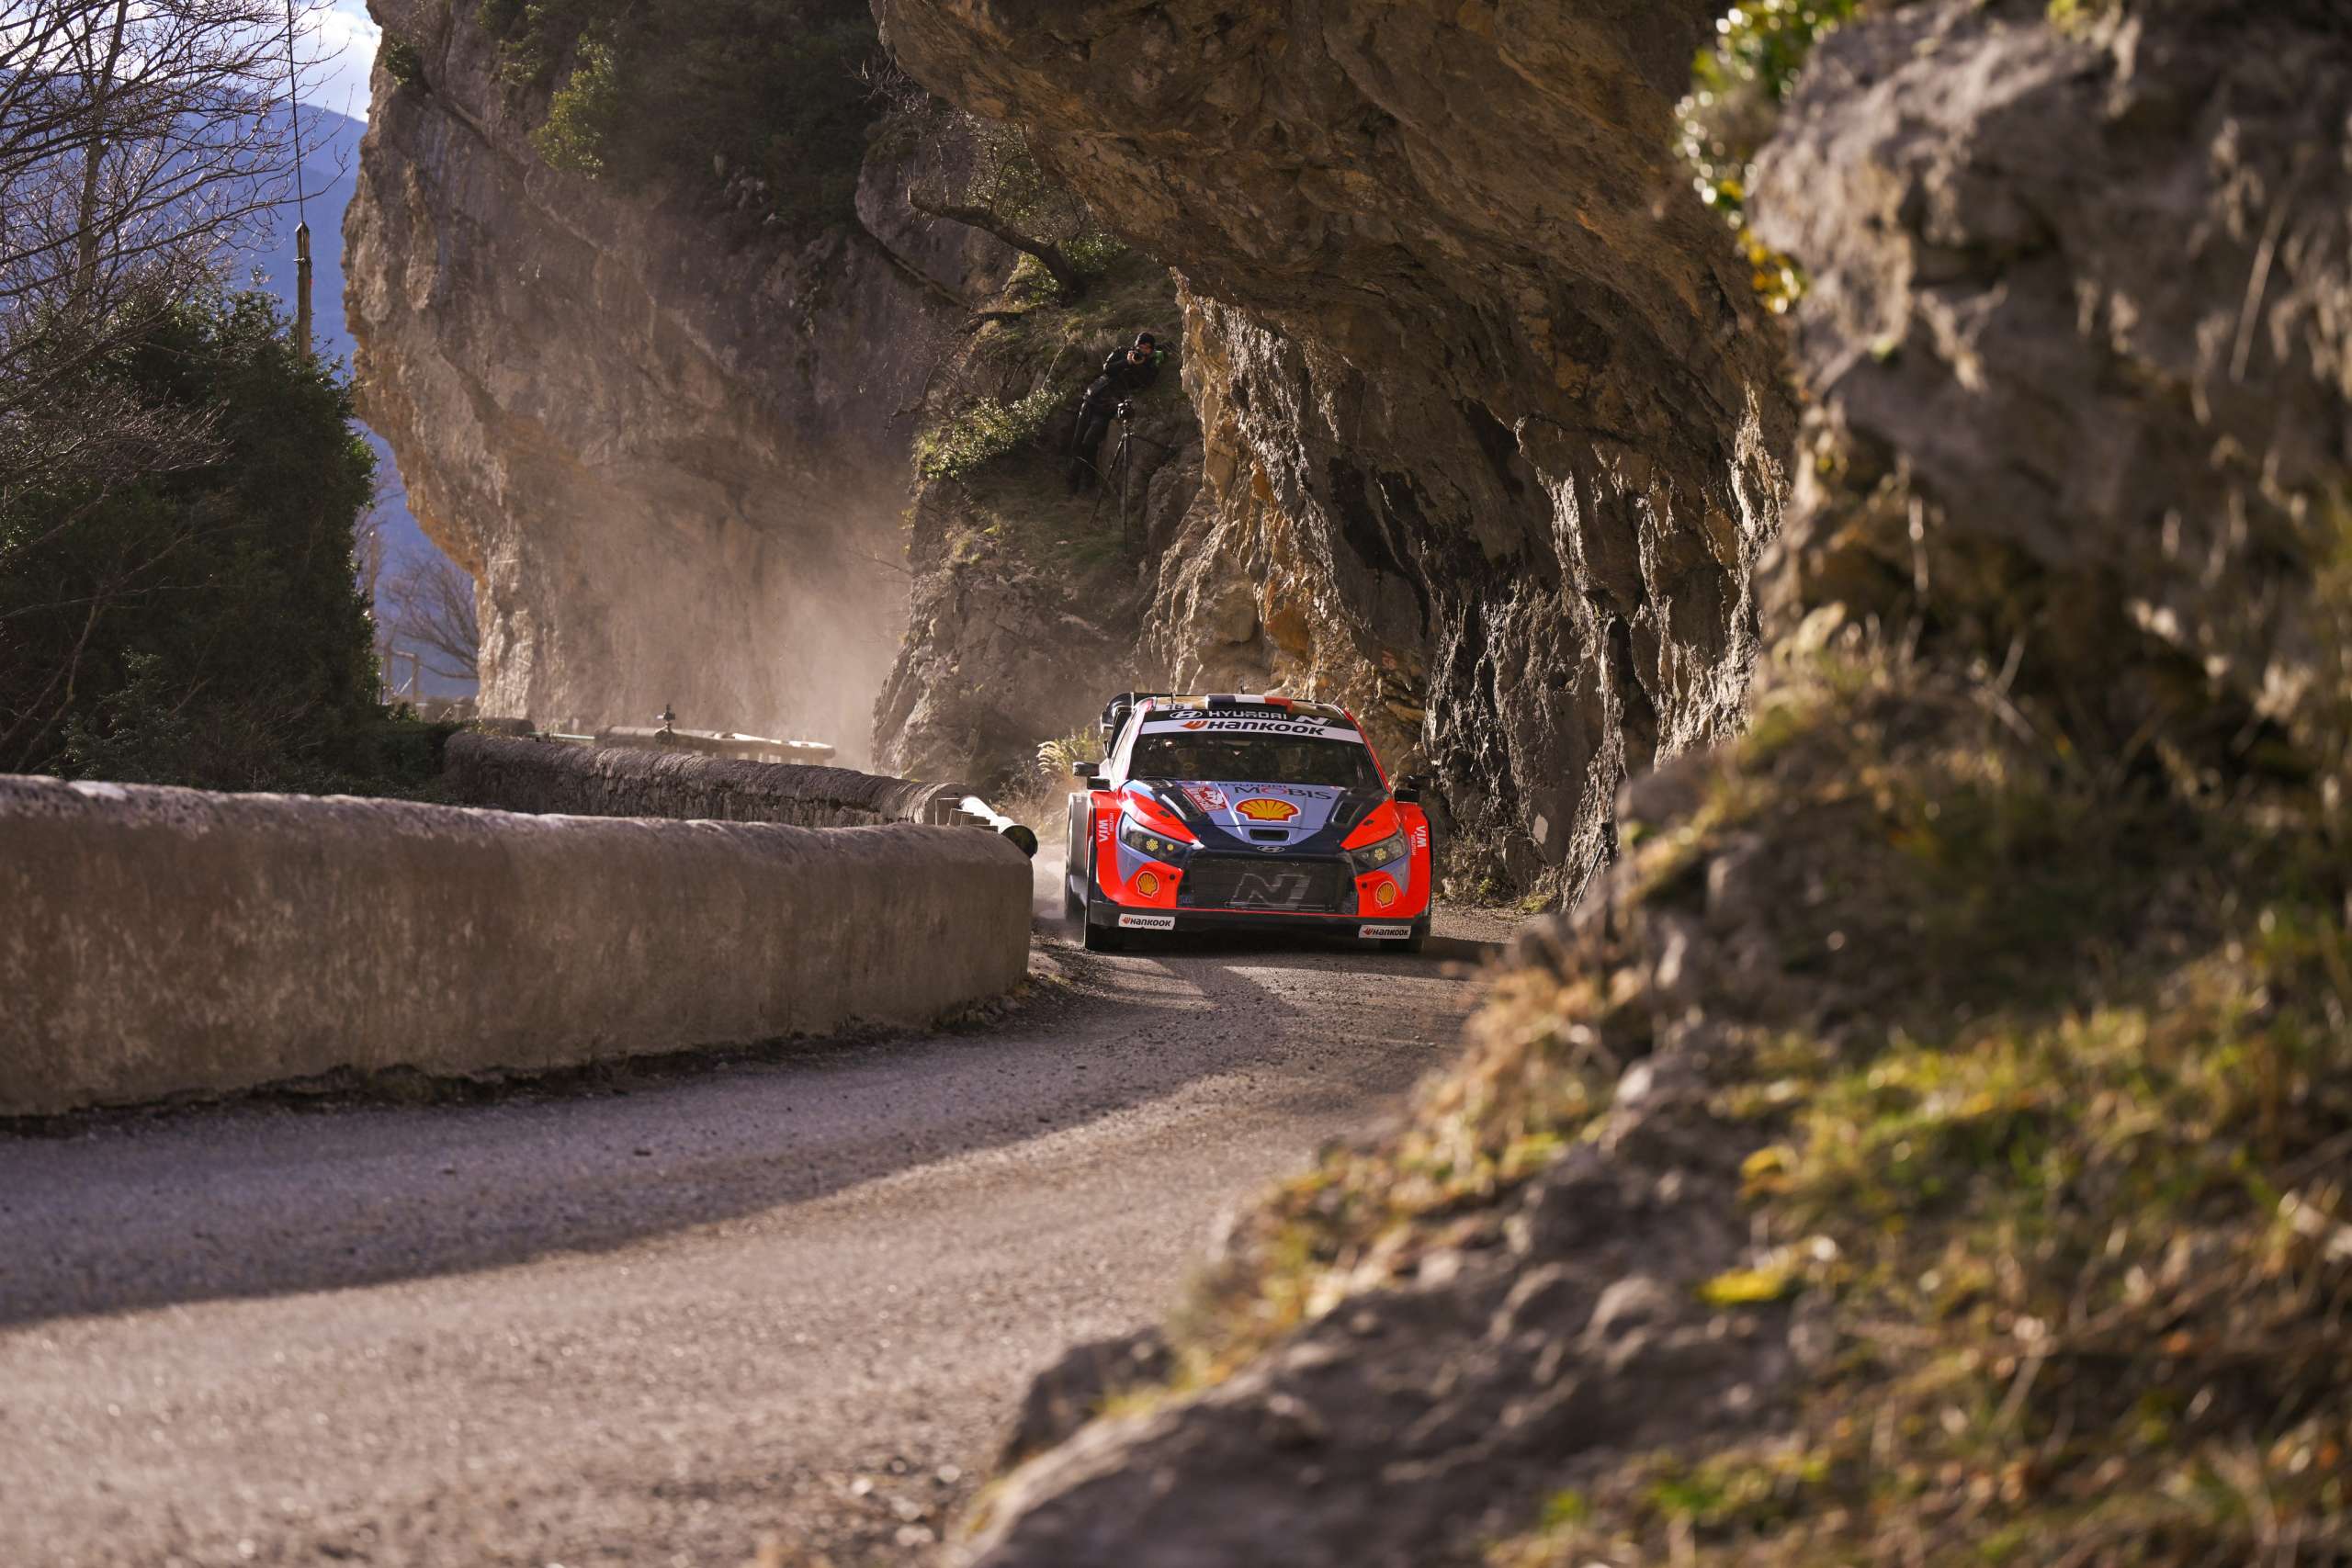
[1136,712,1360,741]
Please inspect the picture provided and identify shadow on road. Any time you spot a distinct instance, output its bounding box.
[0,912,1508,1332]
[1037,916,1509,975]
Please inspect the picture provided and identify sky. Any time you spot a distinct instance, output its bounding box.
[311,0,380,121]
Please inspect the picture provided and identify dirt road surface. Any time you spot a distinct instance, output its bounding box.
[0,862,1517,1565]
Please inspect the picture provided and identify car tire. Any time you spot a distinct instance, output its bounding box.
[1081,905,1125,952]
[1063,873,1083,921]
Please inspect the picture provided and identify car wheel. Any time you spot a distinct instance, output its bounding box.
[1081,906,1125,952]
[1062,871,1083,921]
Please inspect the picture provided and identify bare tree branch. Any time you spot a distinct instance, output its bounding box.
[902,107,1112,302]
[383,550,480,683]
[0,0,346,499]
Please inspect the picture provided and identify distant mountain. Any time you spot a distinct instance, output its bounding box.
[244,104,476,699]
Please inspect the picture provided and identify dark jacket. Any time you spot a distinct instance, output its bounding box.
[1085,345,1163,408]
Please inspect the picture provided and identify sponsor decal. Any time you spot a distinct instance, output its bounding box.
[1236,797,1300,823]
[1142,716,1351,739]
[1118,913,1177,931]
[1372,879,1398,908]
[1135,870,1162,898]
[1411,824,1429,849]
[1095,816,1112,842]
[1170,705,1319,727]
[1358,923,1414,940]
[1181,783,1230,812]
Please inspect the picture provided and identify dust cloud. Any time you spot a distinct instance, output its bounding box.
[1032,839,1069,925]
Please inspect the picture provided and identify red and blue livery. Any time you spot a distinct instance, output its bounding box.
[1063,693,1433,953]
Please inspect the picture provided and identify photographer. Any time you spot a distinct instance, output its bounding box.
[1068,332,1165,491]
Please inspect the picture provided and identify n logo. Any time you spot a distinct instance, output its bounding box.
[1231,871,1313,909]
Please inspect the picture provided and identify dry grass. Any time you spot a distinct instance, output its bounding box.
[1482,640,2352,1566]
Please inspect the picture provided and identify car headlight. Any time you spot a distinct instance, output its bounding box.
[1348,829,1408,874]
[1120,818,1192,859]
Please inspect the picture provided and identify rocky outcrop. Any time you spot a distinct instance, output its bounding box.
[1752,0,2352,768]
[957,1042,1790,1567]
[872,0,1792,892]
[947,2,2352,1562]
[345,1,1009,761]
[873,251,1204,789]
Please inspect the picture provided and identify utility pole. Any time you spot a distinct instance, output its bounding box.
[284,1,311,359]
[295,220,312,360]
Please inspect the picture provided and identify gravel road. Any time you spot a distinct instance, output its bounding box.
[0,869,1519,1567]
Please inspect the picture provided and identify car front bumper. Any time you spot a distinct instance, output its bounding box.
[1082,898,1429,941]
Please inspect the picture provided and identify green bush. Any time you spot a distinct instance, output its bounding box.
[529,30,620,175]
[915,385,1066,481]
[1679,0,1860,311]
[379,34,425,90]
[0,291,381,790]
[485,0,882,236]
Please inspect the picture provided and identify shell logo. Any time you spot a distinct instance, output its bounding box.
[1372,879,1398,908]
[1235,798,1299,823]
[1136,870,1162,898]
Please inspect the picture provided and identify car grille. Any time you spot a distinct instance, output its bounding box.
[1179,855,1346,913]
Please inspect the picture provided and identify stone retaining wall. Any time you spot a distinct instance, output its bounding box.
[443,732,972,828]
[0,774,1030,1116]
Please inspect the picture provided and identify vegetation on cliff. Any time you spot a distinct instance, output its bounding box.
[476,0,880,233]
[1488,638,2349,1563]
[876,242,1197,789]
[1679,0,1857,312]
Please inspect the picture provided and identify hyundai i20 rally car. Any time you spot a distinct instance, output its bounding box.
[1063,693,1433,953]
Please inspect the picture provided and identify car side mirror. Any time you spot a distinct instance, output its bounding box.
[1072,760,1096,778]
[1393,784,1421,805]
[1080,773,1107,790]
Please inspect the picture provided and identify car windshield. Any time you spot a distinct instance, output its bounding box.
[1128,733,1382,792]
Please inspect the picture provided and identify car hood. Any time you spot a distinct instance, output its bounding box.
[1128,779,1369,841]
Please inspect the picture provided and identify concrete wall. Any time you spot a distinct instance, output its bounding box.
[0,774,1032,1117]
[445,732,971,828]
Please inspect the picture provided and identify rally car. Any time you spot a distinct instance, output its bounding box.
[1063,693,1433,953]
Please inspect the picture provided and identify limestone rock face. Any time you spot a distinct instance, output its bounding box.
[871,250,1204,791]
[935,4,2352,1562]
[345,0,1003,760]
[1752,0,2352,760]
[872,0,1792,890]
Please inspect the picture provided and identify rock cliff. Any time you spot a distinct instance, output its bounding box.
[872,0,1792,890]
[1752,0,2352,771]
[871,245,1204,789]
[948,2,2352,1563]
[345,0,1007,759]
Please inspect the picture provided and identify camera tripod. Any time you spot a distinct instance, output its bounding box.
[1087,400,1174,555]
